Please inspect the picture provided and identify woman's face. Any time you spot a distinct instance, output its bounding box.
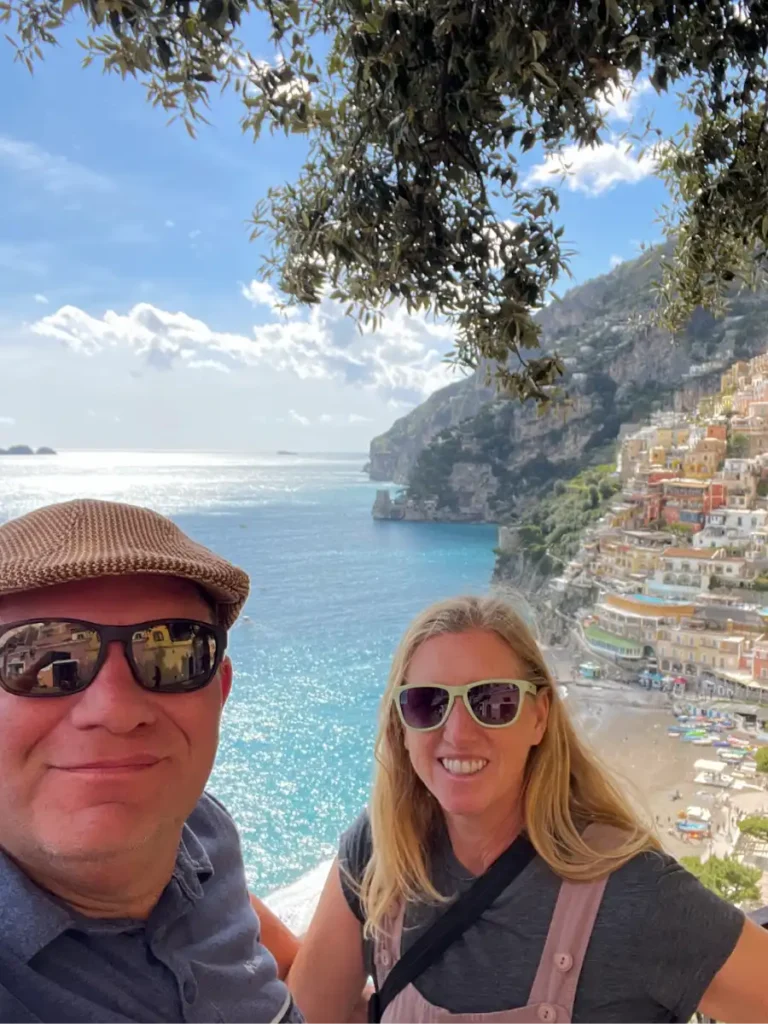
[401,628,550,825]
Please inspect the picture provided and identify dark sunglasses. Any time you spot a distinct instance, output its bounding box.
[0,618,226,698]
[394,679,539,731]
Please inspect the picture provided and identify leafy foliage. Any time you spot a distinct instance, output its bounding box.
[511,463,621,573]
[755,746,768,774]
[727,432,750,458]
[739,814,768,841]
[680,854,762,906]
[7,1,768,399]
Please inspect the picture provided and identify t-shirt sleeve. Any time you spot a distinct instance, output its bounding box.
[635,851,745,1021]
[337,808,373,924]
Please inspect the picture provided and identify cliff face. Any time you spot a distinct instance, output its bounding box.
[369,371,494,482]
[368,246,768,520]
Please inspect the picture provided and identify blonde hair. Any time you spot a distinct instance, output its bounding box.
[359,595,660,938]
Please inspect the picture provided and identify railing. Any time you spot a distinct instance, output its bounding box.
[700,909,768,1019]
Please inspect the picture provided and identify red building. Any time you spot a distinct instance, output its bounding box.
[660,479,707,531]
[706,424,728,443]
[704,481,727,515]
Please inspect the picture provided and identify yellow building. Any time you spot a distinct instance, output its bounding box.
[656,625,750,678]
[135,623,213,685]
[721,361,750,393]
[655,426,690,449]
[595,594,695,647]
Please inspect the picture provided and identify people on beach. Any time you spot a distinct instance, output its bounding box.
[287,595,768,1023]
[0,499,301,1023]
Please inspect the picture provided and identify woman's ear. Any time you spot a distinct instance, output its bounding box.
[531,687,551,746]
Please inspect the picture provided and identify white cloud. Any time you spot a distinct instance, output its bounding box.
[165,220,175,229]
[319,412,372,425]
[241,279,299,319]
[525,139,663,196]
[0,135,113,194]
[596,74,653,123]
[189,229,202,240]
[187,358,231,373]
[0,416,16,425]
[609,254,624,269]
[289,409,311,426]
[29,292,459,406]
[34,293,49,305]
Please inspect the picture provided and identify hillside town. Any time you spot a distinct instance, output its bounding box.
[550,352,768,727]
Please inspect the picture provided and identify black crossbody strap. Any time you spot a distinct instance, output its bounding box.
[368,835,536,1023]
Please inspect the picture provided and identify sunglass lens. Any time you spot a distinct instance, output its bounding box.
[131,621,218,692]
[0,621,100,696]
[399,686,450,730]
[468,682,521,725]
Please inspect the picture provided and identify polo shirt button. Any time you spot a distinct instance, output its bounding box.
[379,950,391,968]
[554,952,573,972]
[538,1004,557,1022]
[183,980,196,1003]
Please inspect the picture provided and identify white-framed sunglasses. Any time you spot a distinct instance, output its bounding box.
[393,679,540,732]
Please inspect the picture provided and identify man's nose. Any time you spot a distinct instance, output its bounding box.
[67,641,157,733]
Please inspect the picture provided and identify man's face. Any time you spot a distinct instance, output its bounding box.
[0,574,232,868]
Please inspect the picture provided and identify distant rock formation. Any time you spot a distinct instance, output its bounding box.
[0,445,57,456]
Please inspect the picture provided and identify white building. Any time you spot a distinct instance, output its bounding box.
[693,508,768,550]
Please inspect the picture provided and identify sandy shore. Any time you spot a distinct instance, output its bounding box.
[566,678,767,861]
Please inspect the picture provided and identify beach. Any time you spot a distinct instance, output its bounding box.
[569,677,768,862]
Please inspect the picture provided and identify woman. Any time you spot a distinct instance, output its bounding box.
[288,596,768,1023]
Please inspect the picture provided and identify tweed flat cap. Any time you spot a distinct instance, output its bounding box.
[0,499,250,628]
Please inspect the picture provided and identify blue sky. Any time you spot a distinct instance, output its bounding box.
[0,21,686,452]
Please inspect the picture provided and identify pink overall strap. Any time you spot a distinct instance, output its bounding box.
[527,825,621,1018]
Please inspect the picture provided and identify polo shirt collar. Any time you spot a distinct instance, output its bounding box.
[174,818,214,899]
[0,850,73,963]
[0,823,214,963]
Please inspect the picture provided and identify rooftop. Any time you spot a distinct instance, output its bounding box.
[584,625,643,649]
[662,479,710,490]
[694,606,765,628]
[663,547,720,560]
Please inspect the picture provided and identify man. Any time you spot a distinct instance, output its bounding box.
[0,498,301,1023]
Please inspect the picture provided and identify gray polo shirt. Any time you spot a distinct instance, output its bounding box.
[0,792,301,1023]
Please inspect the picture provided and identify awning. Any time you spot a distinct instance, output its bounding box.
[694,759,726,773]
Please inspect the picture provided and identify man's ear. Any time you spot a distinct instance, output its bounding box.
[219,655,233,705]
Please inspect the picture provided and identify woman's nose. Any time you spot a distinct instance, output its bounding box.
[441,694,479,740]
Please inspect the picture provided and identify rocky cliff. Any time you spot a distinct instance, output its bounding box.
[368,246,768,520]
[369,371,494,482]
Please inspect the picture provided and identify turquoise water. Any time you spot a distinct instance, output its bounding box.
[0,451,497,893]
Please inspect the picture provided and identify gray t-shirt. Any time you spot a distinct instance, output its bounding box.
[339,810,744,1024]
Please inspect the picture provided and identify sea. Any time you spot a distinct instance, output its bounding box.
[0,450,497,925]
